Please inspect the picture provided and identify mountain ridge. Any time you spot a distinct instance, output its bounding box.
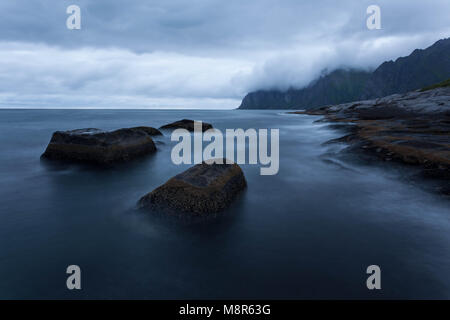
[238,38,450,109]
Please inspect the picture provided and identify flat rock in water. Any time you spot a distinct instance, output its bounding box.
[160,119,213,132]
[41,128,156,165]
[138,160,246,215]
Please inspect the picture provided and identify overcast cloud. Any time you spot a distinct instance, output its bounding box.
[0,0,449,108]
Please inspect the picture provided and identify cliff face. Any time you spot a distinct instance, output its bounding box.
[240,69,371,110]
[361,38,450,99]
[239,38,450,110]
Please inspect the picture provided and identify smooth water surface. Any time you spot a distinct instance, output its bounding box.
[0,109,449,299]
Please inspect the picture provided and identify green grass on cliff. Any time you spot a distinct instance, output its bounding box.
[420,78,450,92]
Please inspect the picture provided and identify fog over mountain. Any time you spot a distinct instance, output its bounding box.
[0,0,449,108]
[239,38,450,109]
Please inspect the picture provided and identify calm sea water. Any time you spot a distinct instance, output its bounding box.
[0,109,449,299]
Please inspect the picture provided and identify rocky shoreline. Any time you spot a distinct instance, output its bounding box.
[290,86,450,195]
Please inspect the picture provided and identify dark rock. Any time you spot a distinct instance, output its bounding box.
[395,140,446,150]
[160,119,213,132]
[41,128,156,165]
[130,126,163,136]
[437,185,450,196]
[138,160,246,215]
[310,85,450,169]
[354,105,416,120]
[422,168,450,180]
[297,83,450,196]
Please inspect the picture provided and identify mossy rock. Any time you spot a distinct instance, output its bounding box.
[138,160,246,215]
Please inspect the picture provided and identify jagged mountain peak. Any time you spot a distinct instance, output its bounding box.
[239,38,450,109]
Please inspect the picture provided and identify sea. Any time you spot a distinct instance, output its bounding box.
[0,109,449,299]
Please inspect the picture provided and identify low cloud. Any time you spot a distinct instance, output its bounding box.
[0,0,449,108]
[0,42,251,108]
[239,30,450,92]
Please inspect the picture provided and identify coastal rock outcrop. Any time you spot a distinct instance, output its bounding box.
[293,85,450,193]
[138,160,247,215]
[160,119,213,132]
[41,128,157,165]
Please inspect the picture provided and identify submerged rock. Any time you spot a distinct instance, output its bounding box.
[160,119,213,132]
[41,128,156,165]
[138,160,246,215]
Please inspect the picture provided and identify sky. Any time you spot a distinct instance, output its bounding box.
[0,0,449,109]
